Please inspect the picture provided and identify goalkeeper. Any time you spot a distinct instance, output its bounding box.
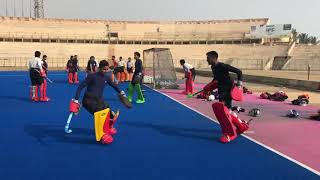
[69,60,127,144]
[205,51,242,109]
[205,51,249,143]
[179,59,195,95]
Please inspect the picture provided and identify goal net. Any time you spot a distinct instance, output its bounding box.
[143,48,178,89]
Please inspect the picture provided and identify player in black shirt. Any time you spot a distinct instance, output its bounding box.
[86,56,98,74]
[66,56,79,84]
[127,52,145,104]
[205,51,249,143]
[206,51,242,109]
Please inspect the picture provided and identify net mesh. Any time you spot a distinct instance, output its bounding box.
[143,48,178,89]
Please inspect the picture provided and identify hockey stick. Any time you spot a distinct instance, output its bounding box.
[46,77,53,83]
[247,118,253,125]
[187,89,204,98]
[34,68,53,83]
[64,112,73,134]
[41,66,54,83]
[118,94,133,108]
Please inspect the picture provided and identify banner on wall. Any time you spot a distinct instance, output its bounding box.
[250,24,292,38]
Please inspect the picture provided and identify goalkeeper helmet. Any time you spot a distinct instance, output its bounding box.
[286,109,300,118]
[249,108,261,117]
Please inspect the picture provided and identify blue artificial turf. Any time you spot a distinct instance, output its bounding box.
[0,71,318,180]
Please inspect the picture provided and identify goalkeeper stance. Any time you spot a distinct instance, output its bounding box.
[205,51,249,143]
[180,59,195,95]
[69,60,126,144]
[127,52,145,104]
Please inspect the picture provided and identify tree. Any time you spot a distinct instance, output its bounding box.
[297,33,318,44]
[309,36,317,44]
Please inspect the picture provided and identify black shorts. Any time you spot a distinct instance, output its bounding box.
[127,67,133,73]
[113,67,120,74]
[86,66,96,73]
[29,68,43,86]
[118,66,125,73]
[82,92,111,116]
[218,86,232,109]
[132,74,143,84]
[68,69,77,73]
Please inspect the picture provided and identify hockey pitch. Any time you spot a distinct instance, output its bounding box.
[0,71,318,180]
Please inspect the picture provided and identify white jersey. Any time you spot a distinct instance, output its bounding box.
[127,61,133,68]
[28,57,43,70]
[183,63,194,73]
[118,60,126,67]
[95,60,99,67]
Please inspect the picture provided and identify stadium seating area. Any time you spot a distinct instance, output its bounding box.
[0,16,319,71]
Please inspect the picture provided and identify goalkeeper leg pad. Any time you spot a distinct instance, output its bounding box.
[230,111,249,135]
[74,72,79,84]
[68,73,73,84]
[212,102,237,143]
[185,78,194,95]
[40,80,50,102]
[94,108,114,144]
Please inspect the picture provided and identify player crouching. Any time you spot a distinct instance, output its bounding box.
[69,60,127,144]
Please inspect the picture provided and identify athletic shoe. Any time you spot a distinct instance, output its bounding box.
[219,134,237,143]
[136,99,145,104]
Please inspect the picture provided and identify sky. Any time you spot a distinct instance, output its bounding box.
[0,0,319,38]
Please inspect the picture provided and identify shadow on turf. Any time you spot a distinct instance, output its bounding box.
[52,80,77,84]
[0,95,30,102]
[24,124,98,146]
[122,121,220,142]
[158,90,186,96]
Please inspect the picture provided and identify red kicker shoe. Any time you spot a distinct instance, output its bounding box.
[219,134,237,143]
[100,134,113,144]
[109,127,117,135]
[236,119,252,135]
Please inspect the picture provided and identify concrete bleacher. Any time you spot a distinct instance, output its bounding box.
[0,16,268,41]
[0,17,107,39]
[283,44,320,71]
[0,16,297,71]
[0,41,108,67]
[0,41,289,70]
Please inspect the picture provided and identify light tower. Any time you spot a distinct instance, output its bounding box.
[34,0,44,18]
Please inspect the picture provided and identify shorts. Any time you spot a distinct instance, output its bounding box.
[127,67,133,73]
[82,92,112,117]
[29,68,44,86]
[218,86,232,109]
[118,66,125,73]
